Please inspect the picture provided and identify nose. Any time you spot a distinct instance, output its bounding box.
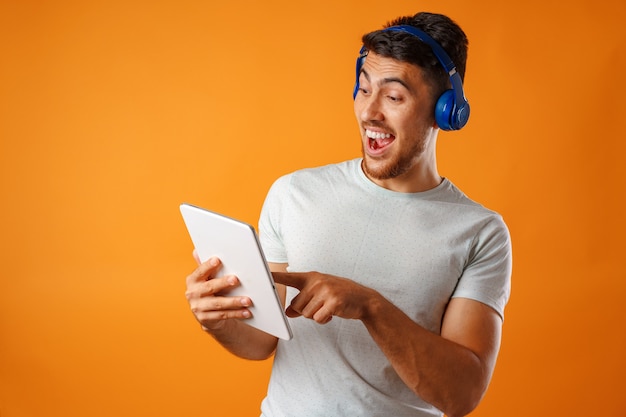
[356,93,384,123]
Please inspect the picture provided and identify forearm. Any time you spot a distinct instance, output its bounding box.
[362,295,495,417]
[203,319,278,361]
[272,269,501,415]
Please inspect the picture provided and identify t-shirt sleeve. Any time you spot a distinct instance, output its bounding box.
[452,215,512,320]
[258,174,291,264]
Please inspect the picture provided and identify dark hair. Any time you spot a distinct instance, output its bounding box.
[361,12,468,102]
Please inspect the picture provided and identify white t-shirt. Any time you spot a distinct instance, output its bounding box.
[258,158,512,417]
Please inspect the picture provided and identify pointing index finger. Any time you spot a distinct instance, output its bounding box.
[272,271,306,289]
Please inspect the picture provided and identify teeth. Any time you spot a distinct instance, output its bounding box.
[366,129,392,140]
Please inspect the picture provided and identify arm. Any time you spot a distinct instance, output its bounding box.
[272,272,501,417]
[185,256,287,360]
[364,295,501,417]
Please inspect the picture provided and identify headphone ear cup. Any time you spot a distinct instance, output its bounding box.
[435,90,456,131]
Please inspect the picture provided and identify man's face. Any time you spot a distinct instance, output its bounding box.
[354,51,438,189]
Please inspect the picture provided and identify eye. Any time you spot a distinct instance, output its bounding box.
[357,82,371,96]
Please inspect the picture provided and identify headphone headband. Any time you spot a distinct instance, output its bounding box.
[353,25,470,131]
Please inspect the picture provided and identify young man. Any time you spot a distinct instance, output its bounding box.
[186,12,512,417]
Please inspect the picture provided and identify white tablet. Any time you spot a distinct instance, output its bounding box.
[180,203,292,340]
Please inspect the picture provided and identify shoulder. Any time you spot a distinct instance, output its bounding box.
[269,159,360,193]
[435,180,509,229]
[291,159,358,181]
[435,180,512,267]
[439,185,512,318]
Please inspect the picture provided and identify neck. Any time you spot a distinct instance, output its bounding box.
[361,132,442,193]
[364,159,442,193]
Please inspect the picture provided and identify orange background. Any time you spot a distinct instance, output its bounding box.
[1,0,625,416]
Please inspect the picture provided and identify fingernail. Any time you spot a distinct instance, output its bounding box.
[209,257,219,266]
[228,276,237,285]
[240,297,250,306]
[242,310,251,318]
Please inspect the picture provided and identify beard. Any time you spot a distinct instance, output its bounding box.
[361,137,426,180]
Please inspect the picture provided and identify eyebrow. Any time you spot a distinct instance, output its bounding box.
[361,68,413,93]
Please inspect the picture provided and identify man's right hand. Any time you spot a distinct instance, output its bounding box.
[185,254,253,332]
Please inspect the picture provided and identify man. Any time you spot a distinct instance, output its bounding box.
[185,11,512,417]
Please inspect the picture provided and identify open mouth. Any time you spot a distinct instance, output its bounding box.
[366,129,395,152]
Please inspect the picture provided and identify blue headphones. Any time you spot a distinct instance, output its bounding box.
[353,25,470,131]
